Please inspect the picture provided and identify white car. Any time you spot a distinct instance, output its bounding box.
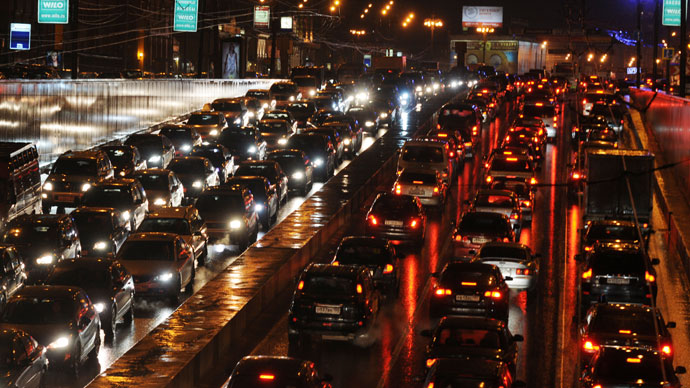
[475,242,539,290]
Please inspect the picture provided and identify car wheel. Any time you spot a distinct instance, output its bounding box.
[199,244,208,266]
[71,343,81,380]
[88,332,100,364]
[123,296,134,325]
[103,306,116,342]
[185,267,195,294]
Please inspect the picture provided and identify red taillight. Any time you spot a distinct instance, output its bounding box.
[464,141,473,146]
[530,177,537,185]
[454,234,463,242]
[502,237,511,242]
[484,290,502,299]
[297,280,304,290]
[583,340,599,353]
[572,172,581,180]
[369,215,378,225]
[435,288,451,296]
[395,184,402,195]
[449,151,455,157]
[472,126,478,135]
[511,213,519,220]
[356,284,363,294]
[259,374,275,381]
[662,345,672,356]
[582,268,592,279]
[486,176,493,183]
[433,186,439,194]
[332,261,339,266]
[582,99,587,104]
[645,271,655,282]
[516,268,530,275]
[410,219,419,229]
[426,358,437,368]
[522,200,531,207]
[383,264,394,274]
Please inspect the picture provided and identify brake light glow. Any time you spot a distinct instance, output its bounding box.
[596,90,604,94]
[645,271,655,282]
[356,284,363,294]
[395,184,402,195]
[583,340,599,352]
[426,358,437,368]
[506,157,518,161]
[502,237,511,242]
[383,264,394,274]
[511,214,519,220]
[449,151,455,157]
[572,172,581,180]
[486,176,493,183]
[482,89,489,93]
[582,99,587,104]
[619,329,632,334]
[410,219,419,228]
[582,268,592,279]
[662,345,672,355]
[435,288,451,296]
[535,102,543,106]
[433,186,439,193]
[530,177,537,185]
[332,261,339,266]
[516,268,530,275]
[259,374,275,381]
[522,200,531,207]
[426,383,435,388]
[297,280,304,290]
[461,282,477,286]
[368,215,378,225]
[626,358,642,363]
[503,151,513,155]
[484,290,502,298]
[437,133,447,137]
[465,141,473,146]
[413,180,424,184]
[472,126,478,135]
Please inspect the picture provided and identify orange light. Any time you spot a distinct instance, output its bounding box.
[535,102,543,107]
[454,234,463,241]
[465,141,473,146]
[426,358,437,368]
[502,237,511,242]
[486,176,493,183]
[619,329,632,334]
[662,345,672,355]
[511,214,519,220]
[582,99,587,104]
[572,172,581,180]
[413,180,424,184]
[410,219,419,228]
[427,382,435,388]
[596,90,604,94]
[522,200,531,207]
[461,281,477,286]
[482,89,489,93]
[297,280,304,290]
[583,340,599,352]
[356,284,363,294]
[582,268,592,279]
[395,184,402,195]
[433,186,439,193]
[437,133,447,137]
[506,157,518,161]
[259,374,275,381]
[369,215,378,225]
[449,151,455,157]
[593,385,602,388]
[626,358,642,363]
[484,290,502,298]
[472,126,478,135]
[383,264,394,274]
[435,288,451,296]
[645,271,655,282]
[530,177,537,185]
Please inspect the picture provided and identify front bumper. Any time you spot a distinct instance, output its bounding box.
[42,191,84,209]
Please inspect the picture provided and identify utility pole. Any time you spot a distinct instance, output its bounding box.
[681,0,687,96]
[636,0,642,86]
[196,0,206,78]
[653,0,660,88]
[70,0,80,79]
[270,17,277,77]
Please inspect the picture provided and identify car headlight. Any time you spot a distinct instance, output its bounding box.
[81,183,91,192]
[433,83,440,89]
[209,129,219,136]
[292,171,304,180]
[400,93,409,100]
[415,86,422,92]
[343,138,351,145]
[192,180,203,188]
[43,182,53,191]
[234,118,242,125]
[153,197,167,206]
[365,121,374,127]
[309,90,316,96]
[94,241,108,251]
[229,220,242,229]
[262,103,269,109]
[148,155,161,163]
[121,210,131,221]
[255,204,264,212]
[426,87,432,93]
[48,336,70,349]
[458,81,464,86]
[247,111,255,118]
[247,146,257,154]
[36,254,54,265]
[380,112,388,119]
[278,138,288,145]
[180,144,192,152]
[119,170,127,177]
[312,158,324,167]
[93,302,105,313]
[289,96,295,101]
[154,272,174,282]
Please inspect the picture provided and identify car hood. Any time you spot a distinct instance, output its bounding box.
[48,173,96,185]
[12,244,57,264]
[120,260,177,277]
[2,322,74,347]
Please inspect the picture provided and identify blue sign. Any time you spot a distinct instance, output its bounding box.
[363,54,372,68]
[10,23,31,51]
[174,0,198,32]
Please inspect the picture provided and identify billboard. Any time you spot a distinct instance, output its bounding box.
[10,23,31,50]
[662,0,681,26]
[222,40,241,79]
[462,6,503,28]
[38,0,69,24]
[174,0,198,32]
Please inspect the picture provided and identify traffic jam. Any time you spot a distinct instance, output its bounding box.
[0,66,684,388]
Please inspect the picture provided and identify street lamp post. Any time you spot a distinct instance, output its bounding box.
[424,18,444,60]
[476,27,495,64]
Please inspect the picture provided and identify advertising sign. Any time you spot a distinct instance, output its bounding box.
[173,0,198,32]
[280,16,293,30]
[38,0,69,24]
[462,6,503,28]
[627,67,638,75]
[663,0,681,26]
[222,41,241,79]
[254,6,270,28]
[10,23,31,50]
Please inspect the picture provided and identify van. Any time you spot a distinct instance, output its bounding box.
[0,142,42,229]
[397,140,452,185]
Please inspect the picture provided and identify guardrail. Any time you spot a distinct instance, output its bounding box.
[0,79,280,164]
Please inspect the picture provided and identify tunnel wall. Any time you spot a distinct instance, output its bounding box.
[0,79,279,164]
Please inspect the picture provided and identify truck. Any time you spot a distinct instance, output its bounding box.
[583,149,654,228]
[0,142,42,230]
[372,56,406,75]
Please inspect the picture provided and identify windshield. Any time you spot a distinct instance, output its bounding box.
[2,298,75,324]
[125,137,160,155]
[270,84,296,93]
[435,328,501,348]
[1,223,58,244]
[219,133,253,151]
[269,154,303,169]
[191,150,223,166]
[523,105,555,117]
[289,136,325,152]
[587,225,639,242]
[264,112,290,121]
[459,214,510,234]
[196,194,245,214]
[479,246,526,261]
[168,159,205,174]
[399,171,436,185]
[440,267,495,286]
[236,165,275,179]
[47,266,110,289]
[287,103,314,117]
[212,102,242,112]
[490,179,529,196]
[136,174,169,191]
[372,196,416,214]
[301,275,355,298]
[159,129,192,143]
[246,91,268,99]
[139,218,191,235]
[103,149,132,166]
[52,158,97,176]
[259,122,288,134]
[475,194,514,208]
[188,114,218,125]
[335,244,391,266]
[402,146,444,163]
[82,187,131,207]
[118,240,174,261]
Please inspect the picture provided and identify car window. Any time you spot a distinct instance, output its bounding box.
[2,251,13,273]
[401,146,444,163]
[436,328,501,348]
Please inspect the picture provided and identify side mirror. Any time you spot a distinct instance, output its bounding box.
[512,334,524,342]
[651,258,660,265]
[667,321,677,329]
[676,366,687,375]
[504,276,513,281]
[420,329,433,337]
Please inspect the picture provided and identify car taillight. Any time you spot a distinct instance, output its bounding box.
[522,200,531,207]
[410,219,419,228]
[530,177,537,185]
[297,280,304,290]
[662,344,672,356]
[449,151,455,157]
[356,284,363,294]
[486,176,493,183]
[395,184,402,195]
[259,374,275,381]
[511,213,519,220]
[502,237,511,242]
[435,288,451,296]
[583,340,599,353]
[516,268,530,275]
[383,264,394,274]
[465,141,473,147]
[368,215,378,225]
[472,126,478,135]
[582,268,592,279]
[572,172,581,180]
[426,358,437,368]
[645,271,655,282]
[484,290,502,299]
[433,186,440,194]
[332,261,339,266]
[582,99,587,104]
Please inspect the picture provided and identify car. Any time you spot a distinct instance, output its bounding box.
[186,110,228,139]
[309,108,338,127]
[99,144,147,178]
[580,303,675,363]
[266,149,315,195]
[41,149,115,213]
[365,192,426,245]
[287,101,318,129]
[582,220,643,254]
[0,286,101,378]
[117,232,195,303]
[423,357,524,388]
[288,263,380,348]
[522,97,558,140]
[195,186,259,251]
[437,102,483,156]
[322,114,363,147]
[311,95,339,112]
[237,96,264,125]
[1,214,81,284]
[269,82,301,102]
[398,140,452,185]
[580,347,685,388]
[0,245,26,305]
[427,129,466,162]
[331,236,399,296]
[453,212,516,257]
[292,75,320,98]
[222,355,332,388]
[287,133,336,181]
[81,178,149,231]
[305,127,345,164]
[485,154,536,187]
[586,127,618,148]
[322,120,362,157]
[211,98,250,127]
[167,156,220,199]
[217,128,267,162]
[430,262,510,321]
[138,206,209,265]
[347,105,380,134]
[0,142,42,231]
[124,133,175,169]
[159,125,202,157]
[0,326,48,388]
[489,177,535,221]
[589,103,627,133]
[578,242,659,312]
[476,242,539,290]
[190,142,235,183]
[132,168,185,209]
[71,207,129,257]
[393,168,447,208]
[234,160,288,205]
[262,110,298,133]
[422,317,523,375]
[468,189,523,232]
[226,176,278,231]
[44,258,135,340]
[257,119,294,150]
[245,89,272,110]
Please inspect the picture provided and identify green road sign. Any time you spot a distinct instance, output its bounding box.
[174,0,198,32]
[663,0,681,26]
[37,0,69,24]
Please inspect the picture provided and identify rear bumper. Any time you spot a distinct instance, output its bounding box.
[366,225,423,242]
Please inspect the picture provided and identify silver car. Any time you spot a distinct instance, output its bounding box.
[475,242,539,290]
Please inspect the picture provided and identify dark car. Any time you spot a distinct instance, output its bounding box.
[218,128,267,162]
[452,212,516,257]
[580,347,685,388]
[99,144,146,178]
[287,101,318,129]
[226,176,278,231]
[81,178,149,231]
[44,258,135,340]
[258,119,294,150]
[287,133,336,181]
[0,245,26,305]
[266,149,314,195]
[0,326,48,388]
[159,125,202,156]
[423,316,523,375]
[124,133,175,168]
[578,242,659,312]
[322,121,362,158]
[117,232,195,303]
[195,186,259,251]
[132,168,185,209]
[489,176,535,221]
[211,98,250,128]
[71,207,129,257]
[332,236,399,296]
[235,160,288,205]
[423,358,524,388]
[1,214,81,284]
[430,262,510,321]
[288,263,380,348]
[365,193,426,245]
[186,110,228,139]
[190,142,235,183]
[0,286,101,378]
[305,127,345,164]
[262,110,298,133]
[138,206,209,265]
[269,82,301,102]
[582,220,642,253]
[167,156,220,199]
[41,150,115,213]
[347,105,380,133]
[222,355,332,388]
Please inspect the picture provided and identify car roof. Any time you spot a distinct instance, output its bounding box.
[305,263,364,279]
[238,160,277,167]
[53,257,115,271]
[591,303,655,315]
[126,232,179,242]
[591,242,642,254]
[73,206,118,216]
[133,168,171,176]
[10,213,68,226]
[438,316,506,330]
[146,206,195,219]
[201,185,246,196]
[91,178,136,188]
[267,149,305,156]
[14,285,83,299]
[228,176,267,183]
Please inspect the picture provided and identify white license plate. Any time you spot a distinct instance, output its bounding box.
[472,237,489,244]
[455,295,480,302]
[607,278,630,285]
[384,220,404,227]
[409,187,425,195]
[315,305,341,315]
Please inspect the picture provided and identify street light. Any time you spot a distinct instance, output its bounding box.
[475,27,495,64]
[424,18,444,60]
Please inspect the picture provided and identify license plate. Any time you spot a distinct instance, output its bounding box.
[315,305,341,315]
[455,294,480,302]
[384,220,404,227]
[409,187,425,195]
[472,237,489,244]
[607,278,630,285]
[369,269,375,277]
[57,195,75,202]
